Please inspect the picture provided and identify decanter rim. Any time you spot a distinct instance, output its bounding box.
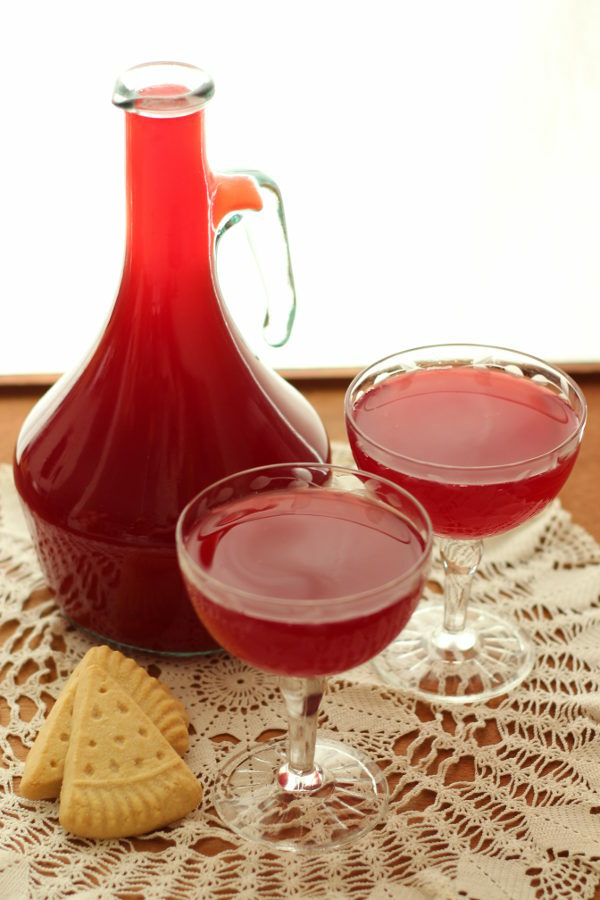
[112,61,215,118]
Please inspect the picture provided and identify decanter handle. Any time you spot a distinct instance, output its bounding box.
[212,170,297,347]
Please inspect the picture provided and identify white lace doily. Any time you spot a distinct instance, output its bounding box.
[2,447,600,899]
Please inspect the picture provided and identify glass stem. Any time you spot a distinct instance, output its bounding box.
[439,538,483,634]
[278,676,325,793]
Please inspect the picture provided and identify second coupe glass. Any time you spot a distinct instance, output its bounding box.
[345,344,586,703]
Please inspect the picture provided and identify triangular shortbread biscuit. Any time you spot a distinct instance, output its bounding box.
[59,665,202,839]
[84,645,190,754]
[20,645,189,800]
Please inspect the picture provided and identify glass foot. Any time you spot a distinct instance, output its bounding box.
[214,737,388,853]
[372,602,535,704]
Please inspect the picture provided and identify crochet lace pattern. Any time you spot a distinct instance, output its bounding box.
[1,447,600,899]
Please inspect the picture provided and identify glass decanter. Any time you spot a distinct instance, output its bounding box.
[14,62,329,655]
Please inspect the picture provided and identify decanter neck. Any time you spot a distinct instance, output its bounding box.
[123,110,213,275]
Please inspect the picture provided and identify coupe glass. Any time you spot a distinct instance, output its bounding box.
[176,463,432,852]
[345,344,587,704]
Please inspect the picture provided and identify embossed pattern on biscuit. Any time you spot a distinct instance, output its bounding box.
[85,646,190,755]
[20,645,190,800]
[59,665,202,839]
[20,667,81,799]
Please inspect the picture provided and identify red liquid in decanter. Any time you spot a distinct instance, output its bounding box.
[14,81,329,654]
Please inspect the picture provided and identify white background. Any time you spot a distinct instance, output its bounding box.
[2,0,600,375]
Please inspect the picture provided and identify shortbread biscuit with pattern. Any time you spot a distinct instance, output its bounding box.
[20,645,189,799]
[59,665,201,838]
